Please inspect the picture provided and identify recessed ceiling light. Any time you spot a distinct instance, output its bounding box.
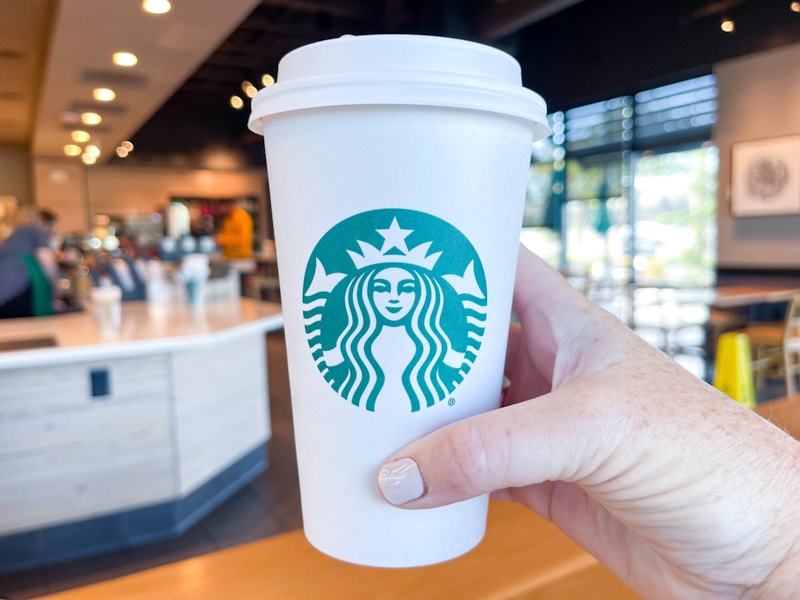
[230,95,244,109]
[720,18,735,33]
[791,1,800,12]
[85,144,101,157]
[113,51,138,67]
[142,0,171,14]
[63,144,82,157]
[71,130,91,143]
[81,112,102,125]
[261,74,275,87]
[81,153,98,165]
[116,146,130,158]
[121,141,134,151]
[93,88,116,102]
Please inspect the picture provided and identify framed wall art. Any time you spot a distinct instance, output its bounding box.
[731,135,800,217]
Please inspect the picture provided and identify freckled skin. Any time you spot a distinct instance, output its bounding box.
[382,246,800,600]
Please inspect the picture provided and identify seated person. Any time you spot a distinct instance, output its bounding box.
[89,233,149,301]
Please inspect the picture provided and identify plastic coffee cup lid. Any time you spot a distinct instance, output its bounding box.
[249,34,549,139]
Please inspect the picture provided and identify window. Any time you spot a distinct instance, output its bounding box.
[630,144,718,285]
[523,74,718,285]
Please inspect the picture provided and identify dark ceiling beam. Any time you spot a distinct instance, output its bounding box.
[690,0,748,19]
[476,0,588,40]
[256,0,379,21]
[236,14,352,40]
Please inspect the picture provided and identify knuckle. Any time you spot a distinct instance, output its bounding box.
[439,421,493,497]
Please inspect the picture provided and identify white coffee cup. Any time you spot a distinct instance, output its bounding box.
[90,285,122,337]
[249,34,549,567]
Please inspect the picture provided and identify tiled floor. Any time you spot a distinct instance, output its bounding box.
[0,326,788,599]
[0,331,302,600]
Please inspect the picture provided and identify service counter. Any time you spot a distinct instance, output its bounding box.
[0,299,284,574]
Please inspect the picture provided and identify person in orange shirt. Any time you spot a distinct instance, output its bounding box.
[215,199,253,260]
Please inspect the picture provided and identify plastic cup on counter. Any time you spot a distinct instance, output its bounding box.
[181,253,210,306]
[89,285,122,337]
[248,34,549,567]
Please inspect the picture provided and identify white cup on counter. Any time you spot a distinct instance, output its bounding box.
[90,285,122,337]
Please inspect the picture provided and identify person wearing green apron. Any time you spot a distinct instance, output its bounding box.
[0,208,59,319]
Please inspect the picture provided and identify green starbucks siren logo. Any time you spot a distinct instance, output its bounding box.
[302,209,487,413]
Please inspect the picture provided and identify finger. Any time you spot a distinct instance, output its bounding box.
[505,246,634,401]
[376,382,612,509]
[511,246,621,355]
[512,245,596,341]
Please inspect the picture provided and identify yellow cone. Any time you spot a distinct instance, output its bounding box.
[713,332,756,409]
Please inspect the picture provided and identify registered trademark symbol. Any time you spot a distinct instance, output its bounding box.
[448,398,456,406]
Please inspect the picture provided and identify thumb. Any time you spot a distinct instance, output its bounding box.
[376,387,607,509]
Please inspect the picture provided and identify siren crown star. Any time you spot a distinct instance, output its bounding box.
[377,218,413,255]
[347,218,441,270]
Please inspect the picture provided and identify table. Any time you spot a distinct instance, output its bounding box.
[709,285,800,309]
[33,500,640,600]
[629,284,800,368]
[0,299,284,574]
[755,394,800,439]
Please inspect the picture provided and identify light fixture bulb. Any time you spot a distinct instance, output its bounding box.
[791,1,800,12]
[121,140,134,151]
[63,144,82,157]
[81,112,102,125]
[81,153,98,165]
[71,130,91,143]
[116,147,129,158]
[113,51,138,67]
[142,0,171,14]
[85,144,101,157]
[720,18,735,32]
[261,74,275,87]
[230,95,244,109]
[242,80,258,98]
[93,88,116,102]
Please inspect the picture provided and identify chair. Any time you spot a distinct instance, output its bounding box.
[737,294,800,390]
[632,286,740,361]
[783,296,800,394]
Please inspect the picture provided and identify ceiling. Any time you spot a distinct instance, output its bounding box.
[3,0,800,169]
[2,0,262,161]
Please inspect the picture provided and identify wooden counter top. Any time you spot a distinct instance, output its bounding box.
[0,298,283,368]
[34,501,640,600]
